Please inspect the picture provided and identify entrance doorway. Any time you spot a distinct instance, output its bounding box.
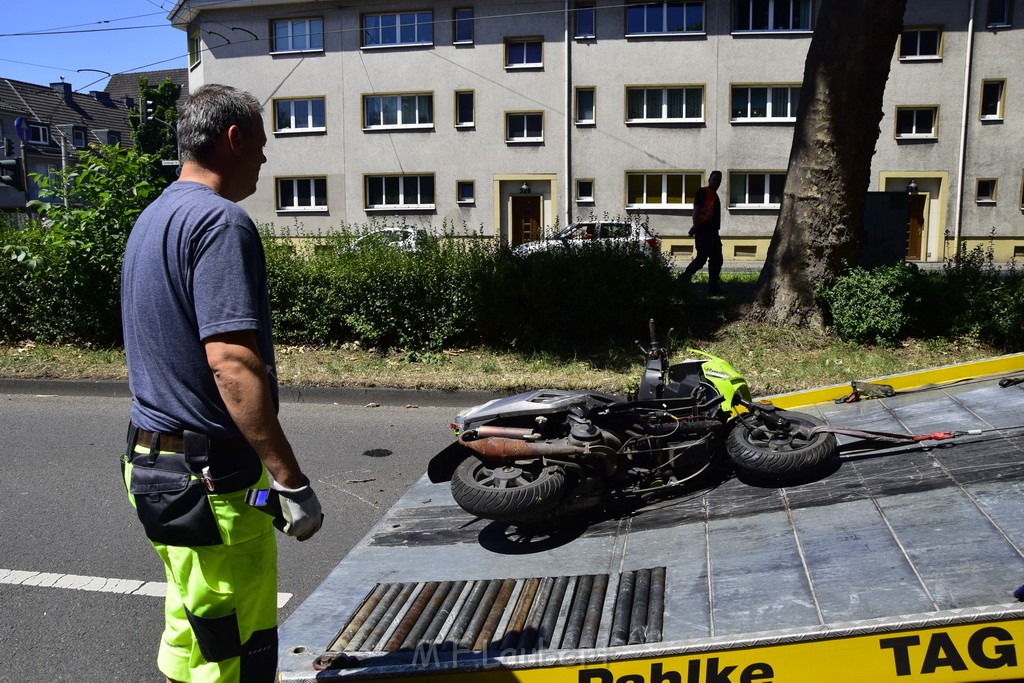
[906,194,926,260]
[511,195,541,247]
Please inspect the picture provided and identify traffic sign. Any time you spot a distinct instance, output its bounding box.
[13,117,30,143]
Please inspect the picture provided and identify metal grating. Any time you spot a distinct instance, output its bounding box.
[328,568,665,655]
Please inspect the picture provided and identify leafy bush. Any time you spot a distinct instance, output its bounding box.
[0,145,166,344]
[819,262,921,345]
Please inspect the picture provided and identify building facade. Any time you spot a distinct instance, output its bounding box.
[168,0,1023,262]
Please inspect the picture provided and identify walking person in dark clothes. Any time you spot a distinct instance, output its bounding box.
[679,170,724,294]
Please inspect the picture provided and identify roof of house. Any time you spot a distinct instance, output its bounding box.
[0,77,134,157]
[104,68,189,111]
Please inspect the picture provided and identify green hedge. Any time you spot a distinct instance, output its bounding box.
[819,244,1024,349]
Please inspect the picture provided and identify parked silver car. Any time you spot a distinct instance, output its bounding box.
[512,220,661,257]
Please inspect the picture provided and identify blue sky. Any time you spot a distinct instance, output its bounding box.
[1,1,187,92]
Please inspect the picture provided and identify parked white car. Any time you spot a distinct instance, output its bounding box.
[347,228,427,253]
[512,220,661,257]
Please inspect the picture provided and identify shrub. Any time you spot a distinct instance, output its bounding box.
[819,262,921,346]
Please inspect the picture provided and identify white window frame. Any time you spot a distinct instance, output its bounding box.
[575,2,597,38]
[365,174,436,210]
[729,171,786,209]
[730,84,800,122]
[274,97,326,133]
[895,106,938,139]
[625,1,705,36]
[625,171,702,208]
[277,177,328,212]
[456,180,475,204]
[987,0,1012,28]
[363,93,434,130]
[271,17,324,53]
[981,80,1006,121]
[28,122,49,145]
[575,87,596,125]
[977,178,997,204]
[362,11,433,48]
[505,38,543,68]
[576,178,595,203]
[453,8,474,44]
[505,112,544,143]
[732,0,812,32]
[455,91,475,128]
[626,86,704,123]
[899,27,942,60]
[188,31,202,68]
[72,127,87,149]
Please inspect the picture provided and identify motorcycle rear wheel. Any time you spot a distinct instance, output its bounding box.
[726,410,838,482]
[451,457,568,524]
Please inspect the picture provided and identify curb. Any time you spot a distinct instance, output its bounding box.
[0,378,501,409]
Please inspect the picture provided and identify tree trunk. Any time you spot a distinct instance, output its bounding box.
[754,0,907,327]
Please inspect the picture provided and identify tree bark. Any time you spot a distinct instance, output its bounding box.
[754,0,907,327]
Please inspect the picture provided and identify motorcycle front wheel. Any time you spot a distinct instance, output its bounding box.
[451,457,568,524]
[726,410,838,482]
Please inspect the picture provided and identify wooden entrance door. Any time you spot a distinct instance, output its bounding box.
[511,195,541,247]
[906,194,926,260]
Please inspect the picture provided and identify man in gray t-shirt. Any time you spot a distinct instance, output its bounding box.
[120,84,322,683]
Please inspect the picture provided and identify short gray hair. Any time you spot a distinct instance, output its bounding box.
[177,84,263,163]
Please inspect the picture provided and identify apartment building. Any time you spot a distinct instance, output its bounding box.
[168,0,1023,262]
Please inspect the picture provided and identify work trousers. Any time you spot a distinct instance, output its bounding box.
[124,446,278,682]
[681,230,724,289]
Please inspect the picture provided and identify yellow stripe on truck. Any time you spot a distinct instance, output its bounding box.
[759,352,1024,410]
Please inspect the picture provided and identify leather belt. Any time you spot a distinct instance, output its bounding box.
[134,428,185,453]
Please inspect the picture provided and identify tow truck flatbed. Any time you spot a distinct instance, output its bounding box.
[279,357,1024,682]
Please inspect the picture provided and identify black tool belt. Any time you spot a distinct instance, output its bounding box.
[125,424,263,547]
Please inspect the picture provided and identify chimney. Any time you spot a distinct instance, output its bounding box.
[90,90,113,105]
[51,80,73,103]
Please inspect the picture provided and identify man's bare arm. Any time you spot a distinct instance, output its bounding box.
[205,330,306,488]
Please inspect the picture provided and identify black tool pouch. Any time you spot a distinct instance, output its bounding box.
[127,429,222,547]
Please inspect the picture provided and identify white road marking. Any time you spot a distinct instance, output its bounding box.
[0,568,292,607]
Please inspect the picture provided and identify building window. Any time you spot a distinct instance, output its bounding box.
[575,88,596,124]
[454,8,474,44]
[506,112,544,142]
[457,180,475,204]
[107,131,122,146]
[277,177,328,211]
[575,2,596,38]
[362,12,433,47]
[28,122,49,145]
[72,127,87,149]
[981,80,1005,121]
[274,97,326,132]
[188,31,202,68]
[987,0,1012,27]
[626,1,705,35]
[895,106,938,139]
[730,85,800,121]
[732,0,812,32]
[729,171,785,208]
[576,179,595,203]
[977,179,997,203]
[626,86,703,123]
[363,94,433,129]
[365,174,435,209]
[899,27,942,60]
[271,18,324,52]
[505,39,543,68]
[626,171,701,208]
[455,91,475,127]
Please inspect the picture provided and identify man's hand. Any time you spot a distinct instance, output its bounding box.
[271,478,324,541]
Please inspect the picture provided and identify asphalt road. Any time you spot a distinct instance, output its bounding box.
[0,387,471,682]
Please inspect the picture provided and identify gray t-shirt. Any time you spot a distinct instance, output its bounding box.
[121,181,277,438]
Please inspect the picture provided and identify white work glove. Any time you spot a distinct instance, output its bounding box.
[270,477,324,541]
